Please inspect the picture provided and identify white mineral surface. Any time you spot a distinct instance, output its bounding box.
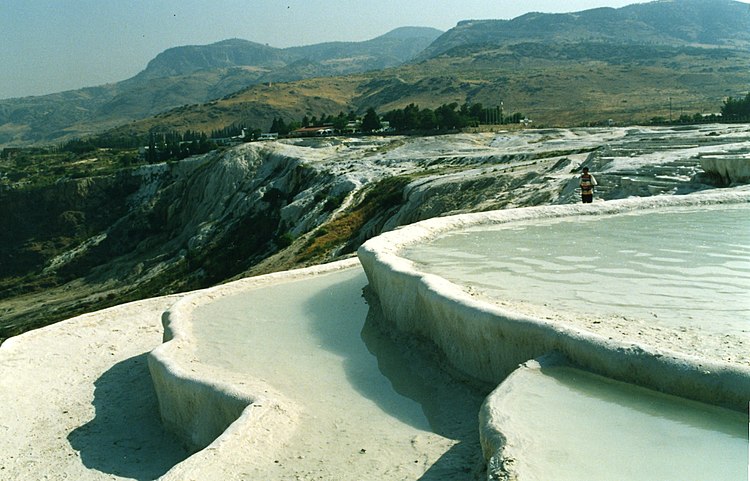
[2,125,749,480]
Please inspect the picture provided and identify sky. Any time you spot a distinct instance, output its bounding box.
[1,0,747,100]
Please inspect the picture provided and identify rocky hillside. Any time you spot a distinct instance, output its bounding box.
[0,27,441,146]
[2,124,748,342]
[417,0,750,59]
[4,0,750,147]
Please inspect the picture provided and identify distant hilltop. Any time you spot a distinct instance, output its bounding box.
[1,0,750,146]
[419,0,750,59]
[133,27,444,81]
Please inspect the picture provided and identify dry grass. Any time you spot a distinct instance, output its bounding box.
[295,175,412,263]
[110,42,750,138]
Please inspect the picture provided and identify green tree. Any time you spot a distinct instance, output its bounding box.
[418,108,437,130]
[468,103,484,125]
[270,118,291,135]
[403,104,421,130]
[333,112,348,131]
[320,113,333,125]
[361,107,382,132]
[721,93,750,121]
[147,132,157,164]
[435,103,464,130]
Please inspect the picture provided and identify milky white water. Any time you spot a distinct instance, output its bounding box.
[190,267,487,479]
[496,365,748,481]
[403,204,750,336]
[183,202,749,478]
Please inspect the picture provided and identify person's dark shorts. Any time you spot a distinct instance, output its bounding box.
[582,194,593,203]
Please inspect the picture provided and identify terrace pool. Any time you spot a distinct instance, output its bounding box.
[402,204,750,336]
[188,267,487,479]
[488,363,747,481]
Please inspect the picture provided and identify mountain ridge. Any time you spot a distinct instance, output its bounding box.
[418,0,750,59]
[132,27,444,83]
[0,27,442,147]
[2,0,750,147]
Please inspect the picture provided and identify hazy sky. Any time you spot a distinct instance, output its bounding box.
[2,0,747,100]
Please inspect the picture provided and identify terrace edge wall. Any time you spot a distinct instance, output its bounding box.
[357,190,750,413]
[147,259,360,477]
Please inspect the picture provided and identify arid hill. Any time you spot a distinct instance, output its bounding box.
[2,0,750,146]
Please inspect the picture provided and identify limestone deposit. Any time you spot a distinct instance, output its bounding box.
[2,124,750,480]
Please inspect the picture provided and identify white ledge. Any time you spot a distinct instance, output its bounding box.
[357,189,750,412]
[147,258,359,478]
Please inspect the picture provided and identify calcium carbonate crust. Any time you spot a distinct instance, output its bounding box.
[357,190,750,478]
[147,258,360,479]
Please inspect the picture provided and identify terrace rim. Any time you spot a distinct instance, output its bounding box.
[357,189,750,413]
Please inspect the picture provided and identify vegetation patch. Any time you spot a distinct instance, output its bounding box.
[296,175,412,262]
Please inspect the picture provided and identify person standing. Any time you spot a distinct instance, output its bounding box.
[579,167,598,203]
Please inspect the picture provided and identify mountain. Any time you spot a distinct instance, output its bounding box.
[0,27,442,147]
[104,0,750,136]
[2,0,750,147]
[131,39,287,81]
[417,0,750,60]
[134,27,442,81]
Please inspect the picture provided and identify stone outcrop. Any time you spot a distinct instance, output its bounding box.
[700,155,750,185]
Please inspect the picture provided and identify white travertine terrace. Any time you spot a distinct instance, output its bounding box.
[701,154,750,184]
[357,189,750,478]
[147,257,487,479]
[357,190,750,409]
[147,261,361,477]
[479,359,747,481]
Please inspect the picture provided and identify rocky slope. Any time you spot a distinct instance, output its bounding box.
[0,27,442,147]
[4,1,750,147]
[1,124,748,342]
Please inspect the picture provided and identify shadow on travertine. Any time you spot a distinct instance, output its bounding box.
[361,293,491,480]
[304,278,491,478]
[68,353,189,481]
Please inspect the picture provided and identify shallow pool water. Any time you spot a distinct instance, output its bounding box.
[190,267,487,479]
[403,204,750,335]
[496,365,748,481]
